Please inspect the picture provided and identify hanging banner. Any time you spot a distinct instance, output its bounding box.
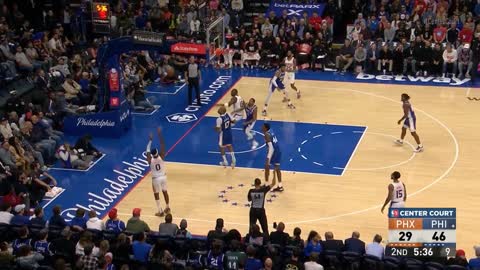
[268,2,326,17]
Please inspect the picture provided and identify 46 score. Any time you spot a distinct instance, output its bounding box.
[388,230,456,243]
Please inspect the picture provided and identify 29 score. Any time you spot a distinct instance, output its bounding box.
[389,230,454,243]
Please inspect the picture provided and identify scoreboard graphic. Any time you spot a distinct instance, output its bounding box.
[386,208,456,257]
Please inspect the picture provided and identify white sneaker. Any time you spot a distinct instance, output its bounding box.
[394,139,404,145]
[262,110,267,116]
[251,141,259,150]
[219,161,229,167]
[414,146,424,153]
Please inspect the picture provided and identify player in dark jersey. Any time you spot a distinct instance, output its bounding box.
[395,93,424,152]
[262,123,283,192]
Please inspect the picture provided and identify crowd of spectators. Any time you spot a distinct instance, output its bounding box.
[0,205,480,270]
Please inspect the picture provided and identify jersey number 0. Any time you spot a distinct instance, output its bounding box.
[155,164,161,171]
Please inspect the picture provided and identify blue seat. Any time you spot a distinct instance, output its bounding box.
[404,257,424,270]
[425,261,446,270]
[362,254,383,270]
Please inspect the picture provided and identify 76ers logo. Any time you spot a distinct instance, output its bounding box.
[391,209,399,217]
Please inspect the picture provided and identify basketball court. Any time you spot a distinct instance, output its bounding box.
[45,69,480,256]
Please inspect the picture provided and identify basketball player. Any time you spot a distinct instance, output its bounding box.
[381,171,407,213]
[262,64,295,117]
[284,50,301,100]
[243,98,259,150]
[216,106,236,168]
[222,89,245,124]
[146,127,170,217]
[395,93,424,152]
[262,123,283,192]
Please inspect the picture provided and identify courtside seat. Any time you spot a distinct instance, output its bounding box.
[322,249,341,269]
[341,251,362,270]
[102,230,119,242]
[362,254,384,270]
[425,261,446,270]
[404,257,424,270]
[383,256,402,270]
[446,265,468,270]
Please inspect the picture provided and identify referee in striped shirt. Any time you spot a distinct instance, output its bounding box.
[185,56,201,106]
[247,176,276,235]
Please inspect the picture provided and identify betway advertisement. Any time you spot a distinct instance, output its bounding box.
[45,75,235,221]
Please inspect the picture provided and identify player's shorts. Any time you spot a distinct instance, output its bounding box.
[270,150,281,165]
[152,175,167,192]
[269,81,285,92]
[219,131,233,147]
[403,117,416,132]
[285,72,295,84]
[390,201,405,208]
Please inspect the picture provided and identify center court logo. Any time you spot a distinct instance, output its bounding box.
[60,151,151,221]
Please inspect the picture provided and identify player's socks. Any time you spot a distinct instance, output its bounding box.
[251,140,259,150]
[220,155,229,167]
[230,153,236,168]
[155,200,163,216]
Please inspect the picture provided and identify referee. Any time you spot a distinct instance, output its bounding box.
[185,56,201,106]
[247,177,276,235]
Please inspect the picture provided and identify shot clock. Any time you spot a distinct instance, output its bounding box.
[386,208,456,257]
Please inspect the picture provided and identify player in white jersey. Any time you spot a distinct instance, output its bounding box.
[243,98,259,149]
[283,50,301,100]
[223,88,245,123]
[381,171,407,213]
[395,93,424,152]
[146,127,170,217]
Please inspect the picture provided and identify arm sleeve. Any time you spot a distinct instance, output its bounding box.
[216,117,222,128]
[146,140,152,152]
[271,76,278,87]
[267,142,274,159]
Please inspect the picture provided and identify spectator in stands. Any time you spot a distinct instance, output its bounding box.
[158,213,179,236]
[51,227,75,263]
[383,22,396,43]
[49,205,68,228]
[111,233,131,263]
[0,140,16,169]
[322,232,344,253]
[344,231,365,254]
[365,234,384,259]
[225,240,246,270]
[62,75,83,104]
[171,219,190,238]
[132,232,151,263]
[0,117,13,140]
[245,245,262,270]
[270,222,289,247]
[12,226,31,255]
[246,224,264,246]
[311,39,327,71]
[70,208,87,232]
[208,218,227,245]
[443,43,458,77]
[16,245,44,269]
[0,203,13,225]
[304,231,322,257]
[458,43,473,78]
[86,210,105,231]
[243,37,260,68]
[469,245,480,269]
[416,40,432,76]
[76,231,100,256]
[304,253,323,270]
[76,244,98,270]
[57,142,92,170]
[288,227,304,248]
[126,208,150,234]
[433,24,448,44]
[106,208,126,233]
[0,241,14,267]
[446,249,468,267]
[378,44,393,74]
[336,39,354,73]
[29,207,46,227]
[10,204,29,225]
[353,43,367,74]
[51,57,70,77]
[431,43,444,77]
[33,229,52,257]
[393,44,404,75]
[366,42,378,73]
